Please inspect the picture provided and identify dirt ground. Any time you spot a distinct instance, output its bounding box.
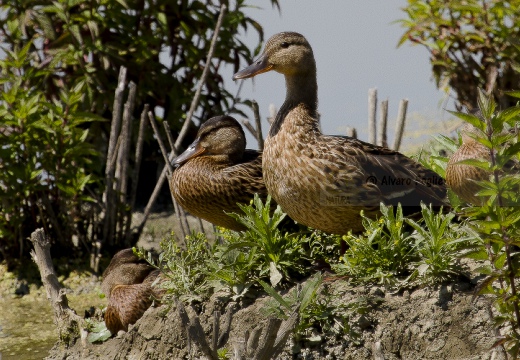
[1,211,508,360]
[45,270,507,360]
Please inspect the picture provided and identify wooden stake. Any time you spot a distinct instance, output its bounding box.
[377,99,388,147]
[368,88,377,145]
[252,101,264,150]
[392,99,409,151]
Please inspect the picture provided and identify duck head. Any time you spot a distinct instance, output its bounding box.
[233,32,316,79]
[173,115,246,166]
[101,249,154,298]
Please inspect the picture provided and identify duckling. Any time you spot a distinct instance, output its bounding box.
[101,249,161,334]
[233,32,448,234]
[170,115,268,231]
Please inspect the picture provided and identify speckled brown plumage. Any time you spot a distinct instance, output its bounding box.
[170,115,269,231]
[234,32,448,234]
[446,124,519,205]
[101,249,162,334]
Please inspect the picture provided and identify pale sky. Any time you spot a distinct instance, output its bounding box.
[225,1,458,150]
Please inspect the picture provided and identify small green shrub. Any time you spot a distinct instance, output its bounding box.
[447,90,520,357]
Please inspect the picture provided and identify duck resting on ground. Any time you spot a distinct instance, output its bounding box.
[446,122,520,206]
[101,249,162,334]
[170,115,269,231]
[233,31,448,234]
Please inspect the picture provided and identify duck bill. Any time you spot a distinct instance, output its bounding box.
[173,140,206,166]
[233,53,273,80]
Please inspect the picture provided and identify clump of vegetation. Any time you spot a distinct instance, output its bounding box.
[332,203,472,288]
[398,0,520,110]
[446,90,520,357]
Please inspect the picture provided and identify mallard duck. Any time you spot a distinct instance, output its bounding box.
[233,32,448,234]
[170,115,268,231]
[446,122,519,205]
[445,124,490,205]
[101,249,161,334]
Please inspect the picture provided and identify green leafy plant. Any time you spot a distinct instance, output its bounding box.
[140,233,214,303]
[447,90,520,357]
[398,0,520,111]
[259,273,368,343]
[0,43,101,260]
[333,204,417,286]
[223,194,308,287]
[406,204,476,285]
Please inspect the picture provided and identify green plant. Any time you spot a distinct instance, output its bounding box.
[447,90,520,357]
[406,204,476,285]
[140,233,214,303]
[0,43,101,260]
[223,194,308,287]
[333,204,417,286]
[259,273,368,343]
[398,0,520,110]
[0,0,281,261]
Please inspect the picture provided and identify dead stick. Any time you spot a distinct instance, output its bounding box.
[368,88,377,145]
[240,118,258,138]
[173,4,227,151]
[164,121,205,234]
[147,112,188,239]
[30,229,83,343]
[377,99,388,147]
[103,66,127,247]
[125,104,149,245]
[392,98,408,151]
[346,127,357,139]
[137,6,227,238]
[252,101,264,150]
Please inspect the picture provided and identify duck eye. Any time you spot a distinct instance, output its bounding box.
[280,42,290,49]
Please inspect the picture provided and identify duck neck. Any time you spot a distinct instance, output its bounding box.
[269,71,319,137]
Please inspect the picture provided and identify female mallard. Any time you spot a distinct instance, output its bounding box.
[233,32,448,234]
[170,115,268,231]
[446,123,519,205]
[101,249,161,334]
[445,124,490,205]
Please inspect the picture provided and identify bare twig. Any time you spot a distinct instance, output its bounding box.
[115,81,137,203]
[164,121,205,234]
[30,229,83,344]
[173,4,227,151]
[176,298,218,359]
[252,101,264,150]
[147,112,188,239]
[268,104,277,125]
[368,88,377,145]
[252,318,282,360]
[125,104,149,245]
[392,99,408,151]
[377,99,389,147]
[137,5,227,237]
[346,126,358,139]
[372,341,385,360]
[240,118,258,138]
[103,66,127,247]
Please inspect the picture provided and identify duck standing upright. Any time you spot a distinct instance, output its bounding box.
[234,32,448,234]
[170,115,268,231]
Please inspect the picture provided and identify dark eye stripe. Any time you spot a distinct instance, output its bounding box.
[280,42,289,48]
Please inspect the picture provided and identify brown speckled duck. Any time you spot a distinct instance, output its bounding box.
[446,123,519,205]
[233,32,448,234]
[170,115,268,231]
[101,249,161,334]
[445,124,490,205]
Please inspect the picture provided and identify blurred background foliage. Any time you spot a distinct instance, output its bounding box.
[398,0,520,111]
[0,0,279,265]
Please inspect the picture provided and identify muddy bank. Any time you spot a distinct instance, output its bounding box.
[46,276,505,360]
